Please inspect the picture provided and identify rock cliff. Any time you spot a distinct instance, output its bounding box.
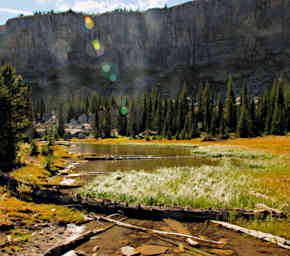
[0,0,290,97]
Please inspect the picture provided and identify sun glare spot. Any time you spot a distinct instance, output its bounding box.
[120,106,128,116]
[92,40,101,51]
[84,16,94,30]
[102,63,111,73]
[110,73,117,82]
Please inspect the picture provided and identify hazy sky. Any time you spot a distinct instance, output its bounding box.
[0,0,191,25]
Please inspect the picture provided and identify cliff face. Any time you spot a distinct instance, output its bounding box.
[0,0,290,96]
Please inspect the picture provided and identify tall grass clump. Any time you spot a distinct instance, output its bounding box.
[81,163,254,208]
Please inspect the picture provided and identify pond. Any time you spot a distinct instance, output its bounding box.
[71,143,218,183]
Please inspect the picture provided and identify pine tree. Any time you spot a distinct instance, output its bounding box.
[40,98,45,121]
[89,92,99,114]
[0,85,16,171]
[93,107,100,138]
[0,64,32,171]
[141,95,147,132]
[271,102,283,135]
[57,103,65,138]
[216,95,223,132]
[224,74,237,133]
[237,105,251,138]
[146,94,153,130]
[202,82,212,133]
[103,103,112,138]
[271,77,286,135]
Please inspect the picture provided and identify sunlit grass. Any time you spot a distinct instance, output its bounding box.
[0,190,84,227]
[81,164,252,208]
[234,218,290,240]
[72,135,290,157]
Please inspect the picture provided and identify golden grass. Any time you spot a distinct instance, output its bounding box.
[197,136,290,157]
[235,218,290,240]
[71,136,290,157]
[1,141,84,234]
[0,192,84,227]
[11,166,51,184]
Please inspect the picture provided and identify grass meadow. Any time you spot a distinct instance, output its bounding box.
[80,142,290,238]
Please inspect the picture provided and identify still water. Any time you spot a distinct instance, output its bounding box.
[72,144,217,178]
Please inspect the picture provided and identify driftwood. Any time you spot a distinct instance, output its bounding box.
[82,155,197,161]
[66,172,106,177]
[44,223,115,256]
[76,197,286,222]
[39,184,83,189]
[211,220,290,250]
[82,155,163,160]
[98,216,223,245]
[255,203,288,218]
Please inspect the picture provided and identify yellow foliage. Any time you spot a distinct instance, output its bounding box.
[11,166,51,184]
[0,194,84,226]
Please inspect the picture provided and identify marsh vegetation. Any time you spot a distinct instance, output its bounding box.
[80,143,290,238]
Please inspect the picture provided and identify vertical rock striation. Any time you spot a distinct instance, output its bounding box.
[0,0,289,96]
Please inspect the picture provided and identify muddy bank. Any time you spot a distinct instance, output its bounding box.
[6,217,288,256]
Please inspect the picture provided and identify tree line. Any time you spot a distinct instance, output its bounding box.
[1,63,289,171]
[33,74,290,140]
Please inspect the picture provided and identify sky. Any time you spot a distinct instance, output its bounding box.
[0,0,192,25]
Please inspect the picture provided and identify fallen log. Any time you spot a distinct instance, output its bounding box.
[210,220,290,250]
[44,223,115,256]
[0,172,288,222]
[82,155,162,161]
[66,172,106,177]
[98,216,223,245]
[255,203,288,218]
[38,184,83,189]
[77,198,278,222]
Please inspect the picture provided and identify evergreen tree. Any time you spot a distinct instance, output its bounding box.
[216,95,224,132]
[89,92,99,114]
[57,103,65,138]
[146,94,153,130]
[141,94,147,132]
[202,82,212,133]
[271,76,286,135]
[93,107,100,138]
[271,102,283,135]
[40,98,45,121]
[237,105,251,138]
[103,103,112,138]
[0,64,32,171]
[224,75,237,133]
[152,98,162,133]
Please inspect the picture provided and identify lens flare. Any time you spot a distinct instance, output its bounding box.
[92,40,101,51]
[96,46,105,57]
[120,106,128,116]
[82,21,90,32]
[109,74,117,82]
[88,39,105,57]
[102,63,111,73]
[84,16,94,30]
[55,39,71,63]
[56,39,71,53]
